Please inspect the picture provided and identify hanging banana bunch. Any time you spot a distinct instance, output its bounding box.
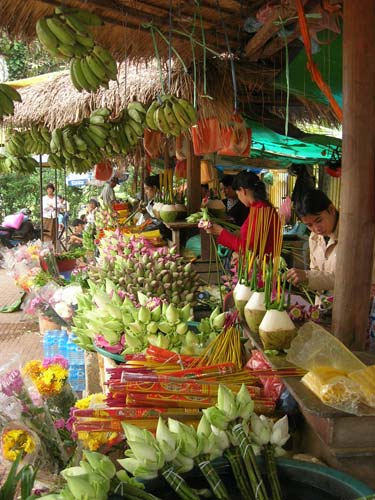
[107,101,147,156]
[23,125,52,155]
[145,95,197,136]
[2,130,39,174]
[36,7,117,93]
[0,83,22,119]
[49,108,112,173]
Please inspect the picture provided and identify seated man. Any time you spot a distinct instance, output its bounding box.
[69,219,85,249]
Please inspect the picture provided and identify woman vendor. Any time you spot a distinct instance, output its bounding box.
[286,189,339,300]
[137,175,159,225]
[205,171,280,256]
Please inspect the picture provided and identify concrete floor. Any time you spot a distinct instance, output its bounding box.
[0,269,43,367]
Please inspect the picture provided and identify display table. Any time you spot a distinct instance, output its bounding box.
[243,323,375,488]
[163,221,198,254]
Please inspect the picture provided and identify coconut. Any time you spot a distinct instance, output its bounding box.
[152,201,164,219]
[244,291,266,333]
[233,282,253,320]
[205,199,226,218]
[175,203,187,220]
[160,204,178,223]
[258,309,297,351]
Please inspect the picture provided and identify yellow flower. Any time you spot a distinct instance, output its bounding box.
[77,431,118,451]
[75,393,105,410]
[23,360,42,380]
[2,429,36,461]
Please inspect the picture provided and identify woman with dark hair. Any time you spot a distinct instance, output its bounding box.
[42,183,62,243]
[286,189,339,298]
[206,171,279,256]
[220,174,249,226]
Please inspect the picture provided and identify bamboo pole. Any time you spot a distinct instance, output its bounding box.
[332,0,375,349]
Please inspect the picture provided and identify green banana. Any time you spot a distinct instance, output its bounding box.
[92,45,117,79]
[124,123,138,146]
[51,128,64,153]
[40,127,52,144]
[57,43,76,58]
[85,127,106,148]
[36,18,59,50]
[63,12,91,35]
[62,128,76,155]
[154,106,171,134]
[69,59,82,91]
[128,101,146,115]
[0,91,15,116]
[80,57,101,92]
[78,127,98,151]
[163,103,182,136]
[127,107,143,124]
[73,9,103,26]
[0,84,22,102]
[89,114,106,125]
[71,58,92,93]
[178,98,198,124]
[45,16,76,46]
[145,100,160,131]
[86,53,107,81]
[127,118,144,137]
[87,123,109,139]
[171,99,191,129]
[91,107,111,118]
[75,33,94,49]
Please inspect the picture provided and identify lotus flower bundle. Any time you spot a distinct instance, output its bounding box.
[88,233,200,307]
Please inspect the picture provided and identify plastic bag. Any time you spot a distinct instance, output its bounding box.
[2,212,24,230]
[94,160,112,181]
[246,350,285,401]
[143,129,162,159]
[191,118,224,154]
[218,116,251,157]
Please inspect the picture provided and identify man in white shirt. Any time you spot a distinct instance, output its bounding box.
[101,176,119,206]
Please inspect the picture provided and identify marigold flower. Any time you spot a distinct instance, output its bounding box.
[2,428,36,461]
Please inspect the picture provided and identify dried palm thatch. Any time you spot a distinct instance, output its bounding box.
[4,58,278,130]
[0,0,259,63]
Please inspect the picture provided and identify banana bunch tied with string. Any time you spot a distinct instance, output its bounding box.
[145,94,198,136]
[106,101,147,156]
[23,125,52,155]
[0,84,22,119]
[49,108,111,173]
[36,7,117,93]
[3,130,39,174]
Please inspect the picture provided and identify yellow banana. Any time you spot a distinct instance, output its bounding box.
[163,103,182,136]
[145,100,160,131]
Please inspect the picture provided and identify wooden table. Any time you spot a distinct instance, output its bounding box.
[163,221,198,254]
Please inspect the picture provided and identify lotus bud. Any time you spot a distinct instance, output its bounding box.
[180,304,192,322]
[150,304,162,321]
[202,407,230,430]
[172,454,195,474]
[217,385,239,421]
[158,322,173,334]
[270,415,290,447]
[127,322,143,334]
[83,451,116,480]
[61,470,96,499]
[125,333,143,351]
[137,292,148,306]
[250,414,271,446]
[138,306,151,323]
[184,262,192,273]
[165,304,179,323]
[185,330,198,346]
[236,383,254,420]
[212,312,226,331]
[156,333,170,349]
[175,321,188,335]
[79,460,94,474]
[209,306,221,326]
[146,321,159,334]
[197,414,211,438]
[156,417,178,461]
[185,293,195,302]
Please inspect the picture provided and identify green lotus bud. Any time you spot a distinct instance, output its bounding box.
[151,304,162,321]
[185,292,195,302]
[185,330,198,346]
[156,417,178,462]
[158,321,173,334]
[125,333,143,351]
[175,321,188,335]
[83,450,116,480]
[217,385,239,420]
[179,304,193,322]
[236,383,254,420]
[212,312,226,330]
[138,306,151,323]
[270,415,290,447]
[127,322,143,334]
[79,460,94,474]
[250,414,271,446]
[137,291,148,306]
[209,306,221,326]
[156,333,170,349]
[146,321,159,334]
[202,407,230,431]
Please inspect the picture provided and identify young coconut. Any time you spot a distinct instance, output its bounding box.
[160,204,178,223]
[205,198,226,218]
[244,291,266,333]
[233,282,253,320]
[258,309,297,351]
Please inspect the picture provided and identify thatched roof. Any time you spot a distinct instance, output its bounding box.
[5,58,280,129]
[0,0,342,129]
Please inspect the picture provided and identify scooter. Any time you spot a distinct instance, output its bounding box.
[0,209,39,248]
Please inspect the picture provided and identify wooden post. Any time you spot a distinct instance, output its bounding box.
[332,0,375,349]
[186,139,201,215]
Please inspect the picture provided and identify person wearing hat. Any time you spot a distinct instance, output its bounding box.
[101,176,119,206]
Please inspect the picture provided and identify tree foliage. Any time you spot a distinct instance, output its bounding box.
[0,31,67,80]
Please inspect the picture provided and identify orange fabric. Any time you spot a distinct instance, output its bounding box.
[143,129,162,159]
[191,117,224,154]
[295,0,343,123]
[218,114,251,157]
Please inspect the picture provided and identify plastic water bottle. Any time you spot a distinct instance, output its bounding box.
[43,330,55,359]
[57,330,68,361]
[67,334,85,392]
